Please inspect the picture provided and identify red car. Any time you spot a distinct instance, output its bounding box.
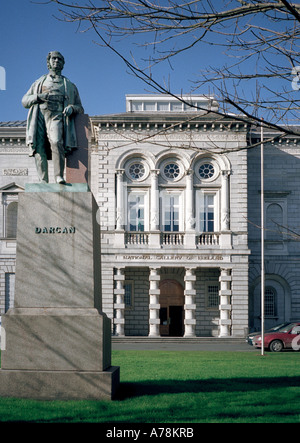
[253,322,300,352]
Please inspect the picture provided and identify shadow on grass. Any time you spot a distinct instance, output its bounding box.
[116,376,300,400]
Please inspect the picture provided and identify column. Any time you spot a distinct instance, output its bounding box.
[116,169,125,231]
[150,170,160,231]
[114,267,125,336]
[220,170,232,248]
[185,170,195,248]
[184,268,197,337]
[221,170,230,231]
[148,268,160,337]
[149,170,161,248]
[219,268,232,337]
[115,170,125,246]
[185,170,194,231]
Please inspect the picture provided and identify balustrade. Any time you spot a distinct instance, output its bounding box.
[124,231,226,247]
[197,233,220,246]
[161,232,185,246]
[125,232,149,245]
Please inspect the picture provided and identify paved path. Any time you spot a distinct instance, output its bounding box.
[112,339,257,352]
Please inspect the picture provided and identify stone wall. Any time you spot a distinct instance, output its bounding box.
[248,139,300,331]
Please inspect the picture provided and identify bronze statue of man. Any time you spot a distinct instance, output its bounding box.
[22,51,84,184]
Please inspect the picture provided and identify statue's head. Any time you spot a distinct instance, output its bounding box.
[47,51,65,71]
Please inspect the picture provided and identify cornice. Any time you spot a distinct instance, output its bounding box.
[0,126,26,147]
[90,113,250,134]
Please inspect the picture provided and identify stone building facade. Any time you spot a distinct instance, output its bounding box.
[248,127,300,332]
[1,95,300,338]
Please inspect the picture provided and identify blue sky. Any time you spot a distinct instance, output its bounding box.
[0,0,297,123]
[0,0,214,122]
[0,0,140,121]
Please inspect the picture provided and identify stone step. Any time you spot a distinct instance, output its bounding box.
[112,336,245,344]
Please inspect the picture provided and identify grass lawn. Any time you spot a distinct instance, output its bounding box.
[0,350,299,423]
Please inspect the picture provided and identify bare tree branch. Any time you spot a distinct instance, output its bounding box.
[48,0,300,137]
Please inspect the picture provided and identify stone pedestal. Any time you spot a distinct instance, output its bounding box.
[0,184,119,400]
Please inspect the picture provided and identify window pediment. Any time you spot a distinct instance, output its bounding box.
[0,182,25,193]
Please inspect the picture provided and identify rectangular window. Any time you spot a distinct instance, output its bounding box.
[144,101,156,111]
[5,273,15,312]
[265,288,276,317]
[128,192,146,231]
[200,194,215,232]
[161,192,183,232]
[6,202,18,238]
[157,102,170,111]
[132,101,143,111]
[2,193,19,239]
[170,102,183,111]
[183,102,195,111]
[206,284,219,309]
[196,191,219,233]
[124,281,133,308]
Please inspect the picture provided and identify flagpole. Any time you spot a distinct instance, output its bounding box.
[261,121,265,356]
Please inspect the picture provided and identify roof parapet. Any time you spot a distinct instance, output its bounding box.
[125,94,219,113]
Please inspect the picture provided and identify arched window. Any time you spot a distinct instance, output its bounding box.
[266,203,283,241]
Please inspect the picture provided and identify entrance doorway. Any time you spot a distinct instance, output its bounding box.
[159,279,184,336]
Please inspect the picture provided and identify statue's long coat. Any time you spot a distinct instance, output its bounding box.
[22,75,84,159]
